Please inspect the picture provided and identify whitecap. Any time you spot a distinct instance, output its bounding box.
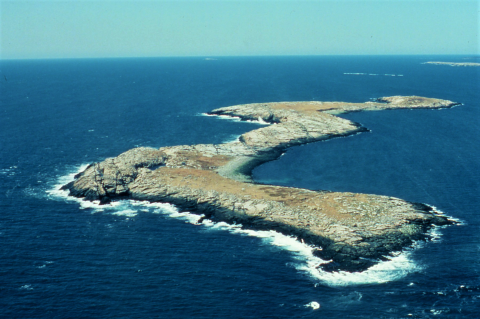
[430,309,447,315]
[211,221,239,230]
[305,301,320,310]
[165,210,203,224]
[19,284,33,290]
[112,209,138,217]
[200,113,243,122]
[200,112,270,126]
[244,117,270,125]
[429,225,444,242]
[0,166,17,176]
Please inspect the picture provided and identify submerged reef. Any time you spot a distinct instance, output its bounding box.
[62,96,458,272]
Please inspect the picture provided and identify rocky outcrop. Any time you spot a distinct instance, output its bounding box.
[423,61,480,67]
[62,96,458,272]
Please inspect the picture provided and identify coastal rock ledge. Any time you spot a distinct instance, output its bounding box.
[62,96,458,272]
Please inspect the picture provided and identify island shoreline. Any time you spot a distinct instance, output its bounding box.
[61,96,459,272]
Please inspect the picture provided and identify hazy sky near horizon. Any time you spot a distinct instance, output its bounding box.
[1,0,478,59]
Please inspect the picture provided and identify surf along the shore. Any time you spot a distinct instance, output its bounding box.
[61,96,459,272]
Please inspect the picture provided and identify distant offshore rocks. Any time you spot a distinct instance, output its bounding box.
[423,61,480,67]
[62,96,459,272]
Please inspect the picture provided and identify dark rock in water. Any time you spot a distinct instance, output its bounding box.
[61,96,457,272]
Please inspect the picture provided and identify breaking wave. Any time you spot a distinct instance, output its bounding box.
[344,72,404,77]
[199,112,270,125]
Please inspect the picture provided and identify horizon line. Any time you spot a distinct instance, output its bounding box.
[1,53,479,61]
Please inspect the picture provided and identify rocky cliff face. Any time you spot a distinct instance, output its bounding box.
[62,96,458,272]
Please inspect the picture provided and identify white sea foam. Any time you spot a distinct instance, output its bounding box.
[255,116,270,125]
[47,164,90,196]
[19,284,33,290]
[428,205,464,225]
[199,113,270,126]
[304,248,423,287]
[217,114,243,121]
[244,118,270,125]
[113,209,138,217]
[305,301,320,310]
[47,164,129,214]
[0,166,17,176]
[344,72,404,77]
[163,210,204,224]
[199,113,243,122]
[429,225,445,242]
[424,205,463,243]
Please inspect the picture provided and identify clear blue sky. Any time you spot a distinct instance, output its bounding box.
[1,0,478,59]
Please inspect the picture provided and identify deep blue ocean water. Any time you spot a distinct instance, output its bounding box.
[0,56,479,318]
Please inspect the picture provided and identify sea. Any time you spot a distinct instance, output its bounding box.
[0,56,479,318]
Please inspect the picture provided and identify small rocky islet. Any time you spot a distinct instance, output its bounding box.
[62,96,459,272]
[423,61,480,67]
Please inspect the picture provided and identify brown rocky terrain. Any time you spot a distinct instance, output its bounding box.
[62,96,459,272]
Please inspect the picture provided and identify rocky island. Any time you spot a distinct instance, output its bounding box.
[62,96,459,272]
[423,61,480,67]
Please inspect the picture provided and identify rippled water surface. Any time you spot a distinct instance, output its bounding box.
[1,56,479,318]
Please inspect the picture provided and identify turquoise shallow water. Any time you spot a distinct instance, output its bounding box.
[1,56,479,318]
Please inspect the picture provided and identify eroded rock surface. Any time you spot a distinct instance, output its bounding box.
[62,96,458,272]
